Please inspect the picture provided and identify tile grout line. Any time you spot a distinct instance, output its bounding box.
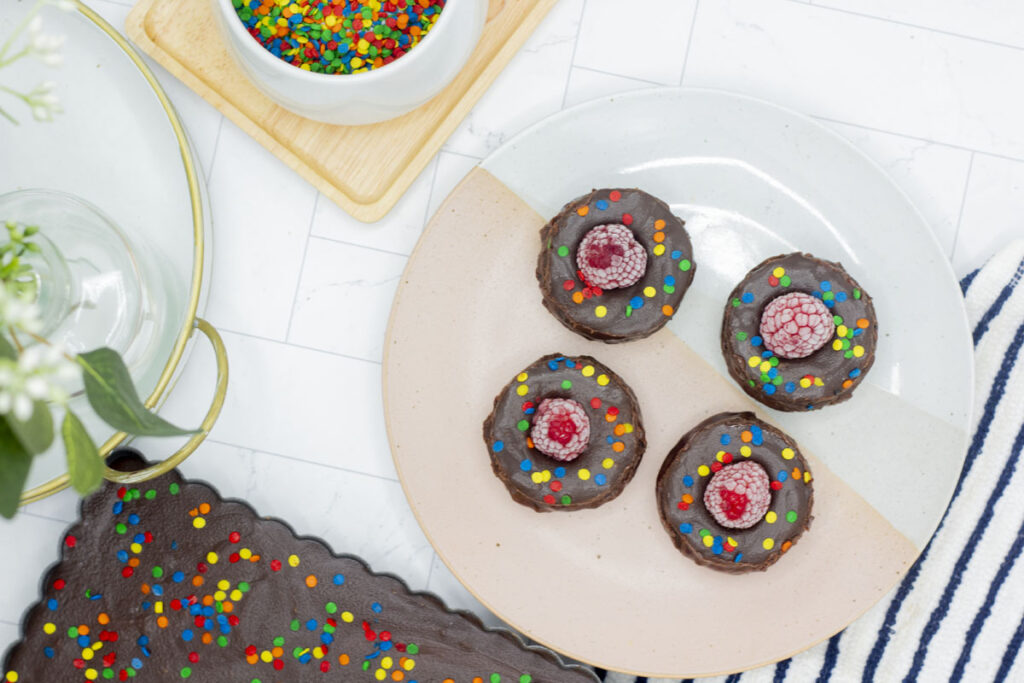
[284,193,321,341]
[678,0,701,86]
[207,438,400,483]
[215,325,383,365]
[948,152,976,263]
[17,510,75,525]
[778,0,1024,53]
[559,0,588,108]
[439,148,484,162]
[571,63,666,87]
[309,233,411,259]
[419,155,443,227]
[204,116,227,178]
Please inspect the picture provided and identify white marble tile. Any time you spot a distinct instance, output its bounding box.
[425,151,481,220]
[818,120,973,257]
[0,513,67,624]
[812,0,1024,50]
[287,238,407,363]
[443,0,583,158]
[563,67,660,109]
[953,154,1024,277]
[188,330,398,480]
[683,0,1024,159]
[18,488,80,525]
[204,121,318,340]
[309,156,437,257]
[573,0,698,85]
[425,555,505,630]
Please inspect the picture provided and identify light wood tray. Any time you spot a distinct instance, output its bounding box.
[125,0,556,222]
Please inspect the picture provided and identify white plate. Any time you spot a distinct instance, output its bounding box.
[0,3,210,491]
[384,88,973,676]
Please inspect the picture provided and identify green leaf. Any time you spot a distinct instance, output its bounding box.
[77,348,197,437]
[62,409,103,495]
[6,399,54,455]
[0,334,15,359]
[0,418,32,518]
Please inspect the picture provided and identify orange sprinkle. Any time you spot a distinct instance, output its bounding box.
[781,541,793,552]
[662,305,674,316]
[246,655,258,665]
[576,206,589,217]
[842,379,853,389]
[612,442,625,453]
[392,672,404,681]
[613,424,626,436]
[792,467,801,479]
[156,616,168,629]
[653,231,665,243]
[682,494,693,504]
[140,584,151,595]
[740,430,753,443]
[409,25,421,36]
[222,602,234,613]
[272,647,283,659]
[97,614,109,626]
[128,558,140,568]
[250,555,261,563]
[199,503,211,514]
[654,219,666,229]
[305,575,318,588]
[605,413,616,423]
[201,633,213,645]
[525,437,534,449]
[339,654,350,666]
[202,595,214,606]
[857,318,870,329]
[78,625,90,636]
[192,576,204,587]
[571,291,584,304]
[188,508,198,517]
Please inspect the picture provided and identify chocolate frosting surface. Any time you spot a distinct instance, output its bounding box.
[657,413,814,574]
[721,252,878,411]
[537,188,695,343]
[484,354,645,511]
[3,454,598,683]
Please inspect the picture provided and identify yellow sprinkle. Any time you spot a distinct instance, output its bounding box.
[772,267,785,278]
[314,647,325,659]
[814,377,824,386]
[653,244,666,256]
[799,378,812,389]
[217,579,230,591]
[530,472,543,484]
[5,674,17,683]
[582,365,595,377]
[759,361,772,373]
[130,543,142,554]
[765,511,777,523]
[623,423,633,434]
[643,286,656,298]
[155,601,163,614]
[516,372,528,382]
[230,590,243,601]
[832,339,843,351]
[516,385,529,396]
[595,305,607,318]
[715,450,725,462]
[403,658,416,670]
[206,552,218,565]
[43,623,56,635]
[82,648,94,661]
[542,470,551,482]
[357,38,370,54]
[697,465,710,477]
[727,537,737,547]
[288,554,300,568]
[85,670,97,681]
[341,611,354,623]
[853,345,865,357]
[702,535,714,547]
[804,471,813,483]
[781,447,795,460]
[214,591,226,602]
[193,517,206,529]
[597,374,609,386]
[763,538,775,550]
[740,446,752,457]
[577,469,591,481]
[836,324,849,338]
[260,651,273,663]
[381,657,393,669]
[602,458,615,469]
[239,548,252,560]
[92,642,102,651]
[350,57,364,68]
[748,356,761,368]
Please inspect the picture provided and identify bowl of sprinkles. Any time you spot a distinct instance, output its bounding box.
[211,0,488,124]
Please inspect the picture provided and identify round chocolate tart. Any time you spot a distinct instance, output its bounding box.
[536,188,695,343]
[483,353,646,511]
[657,412,814,573]
[721,252,878,411]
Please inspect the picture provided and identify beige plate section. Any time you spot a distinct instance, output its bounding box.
[124,0,557,222]
[383,168,918,678]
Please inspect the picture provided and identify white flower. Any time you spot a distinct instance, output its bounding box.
[24,81,62,122]
[29,30,65,67]
[0,343,78,419]
[0,284,43,334]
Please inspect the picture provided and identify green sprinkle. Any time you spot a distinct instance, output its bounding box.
[324,624,335,634]
[748,380,756,387]
[736,331,748,341]
[772,376,783,386]
[103,670,114,679]
[520,676,533,683]
[290,619,300,631]
[144,489,156,500]
[853,289,861,300]
[560,495,571,505]
[516,419,530,432]
[560,380,572,390]
[731,297,741,307]
[556,245,569,257]
[115,523,127,535]
[780,275,791,287]
[491,675,502,683]
[786,511,798,523]
[833,315,843,325]
[663,284,675,294]
[68,627,78,638]
[362,661,371,671]
[699,528,710,537]
[152,567,163,579]
[169,483,180,495]
[238,582,250,593]
[180,668,191,679]
[217,635,228,647]
[292,647,304,658]
[822,291,834,301]
[325,602,338,614]
[769,357,779,367]
[679,259,692,272]
[844,350,854,359]
[274,636,286,646]
[407,644,419,655]
[625,305,633,317]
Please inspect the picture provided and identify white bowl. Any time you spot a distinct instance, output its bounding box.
[210,0,488,125]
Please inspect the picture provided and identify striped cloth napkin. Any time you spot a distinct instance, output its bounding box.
[600,241,1024,683]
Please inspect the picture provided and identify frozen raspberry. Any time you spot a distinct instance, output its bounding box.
[576,224,647,290]
[530,398,591,462]
[703,461,771,529]
[759,292,835,359]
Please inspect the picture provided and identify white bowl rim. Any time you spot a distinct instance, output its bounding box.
[214,0,468,83]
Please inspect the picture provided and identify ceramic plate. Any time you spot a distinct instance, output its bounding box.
[383,88,973,677]
[0,3,210,491]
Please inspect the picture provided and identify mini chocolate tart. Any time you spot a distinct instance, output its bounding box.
[721,252,878,411]
[483,354,646,511]
[536,188,695,343]
[657,412,814,574]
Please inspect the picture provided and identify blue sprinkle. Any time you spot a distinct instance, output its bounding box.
[216,615,228,625]
[133,533,145,543]
[182,630,194,642]
[547,360,559,371]
[595,199,609,210]
[741,292,755,304]
[812,290,822,299]
[220,624,231,635]
[137,636,149,646]
[371,602,383,613]
[203,618,213,629]
[131,658,143,669]
[606,435,615,444]
[519,460,532,472]
[554,467,566,478]
[785,382,796,393]
[77,635,90,647]
[683,475,694,487]
[734,553,743,563]
[187,605,200,616]
[820,281,832,291]
[117,550,129,563]
[720,434,731,445]
[321,633,334,645]
[152,585,163,596]
[44,646,54,659]
[524,408,535,414]
[768,368,778,379]
[630,296,644,309]
[665,275,676,286]
[751,425,762,436]
[306,619,318,630]
[492,441,504,453]
[594,474,607,486]
[89,593,102,601]
[753,434,764,446]
[671,250,682,259]
[750,336,763,347]
[778,471,789,482]
[679,523,692,534]
[113,502,123,514]
[763,384,777,395]
[171,541,178,550]
[836,292,848,302]
[853,328,864,336]
[825,299,835,309]
[364,651,381,661]
[333,574,345,586]
[849,368,861,378]
[761,351,774,359]
[712,538,723,555]
[299,653,312,664]
[566,359,576,368]
[128,514,140,525]
[173,571,185,583]
[142,602,151,611]
[202,606,215,617]
[379,641,393,651]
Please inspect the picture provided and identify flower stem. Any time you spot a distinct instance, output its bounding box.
[0,0,45,62]
[25,331,75,362]
[0,105,17,125]
[8,328,24,353]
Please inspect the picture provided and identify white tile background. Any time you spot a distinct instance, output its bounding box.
[4,0,1024,676]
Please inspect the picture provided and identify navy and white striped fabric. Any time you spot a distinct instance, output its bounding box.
[601,241,1024,683]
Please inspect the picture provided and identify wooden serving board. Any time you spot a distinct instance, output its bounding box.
[125,0,557,222]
